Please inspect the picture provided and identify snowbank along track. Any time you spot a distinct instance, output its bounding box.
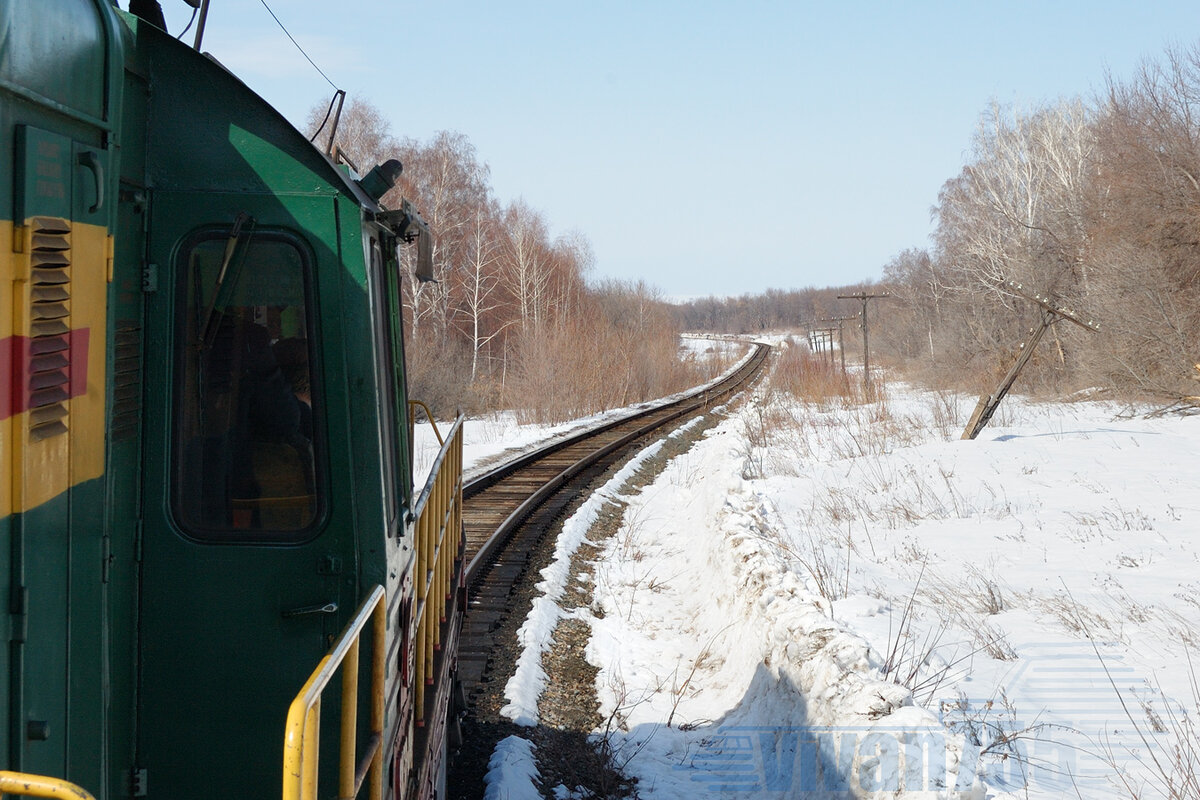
[455,341,770,692]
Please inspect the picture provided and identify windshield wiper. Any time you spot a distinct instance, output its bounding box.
[198,212,253,351]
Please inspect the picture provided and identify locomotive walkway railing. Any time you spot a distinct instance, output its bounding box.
[410,415,465,727]
[0,772,96,800]
[282,585,387,800]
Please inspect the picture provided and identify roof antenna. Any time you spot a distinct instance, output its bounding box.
[192,0,210,51]
[325,89,347,158]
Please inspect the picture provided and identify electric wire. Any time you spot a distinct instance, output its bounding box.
[175,7,197,40]
[309,92,339,144]
[258,0,340,92]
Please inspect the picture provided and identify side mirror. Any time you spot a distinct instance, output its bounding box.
[413,223,434,283]
[375,200,435,282]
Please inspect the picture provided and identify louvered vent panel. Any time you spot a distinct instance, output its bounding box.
[27,216,72,442]
[111,321,142,441]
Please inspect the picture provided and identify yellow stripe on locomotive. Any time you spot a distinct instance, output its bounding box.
[3,212,108,517]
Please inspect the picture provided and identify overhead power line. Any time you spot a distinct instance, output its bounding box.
[258,0,339,91]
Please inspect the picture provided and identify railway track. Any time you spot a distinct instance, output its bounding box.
[448,341,770,798]
[461,341,770,580]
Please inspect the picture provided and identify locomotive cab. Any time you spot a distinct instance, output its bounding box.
[3,2,465,799]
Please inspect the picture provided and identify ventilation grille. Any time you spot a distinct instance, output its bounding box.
[27,216,72,442]
[111,321,142,441]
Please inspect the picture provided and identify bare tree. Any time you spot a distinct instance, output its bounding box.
[1081,44,1200,400]
[453,198,512,381]
[304,94,397,174]
[395,131,492,341]
[295,101,716,418]
[933,100,1095,296]
[502,200,555,332]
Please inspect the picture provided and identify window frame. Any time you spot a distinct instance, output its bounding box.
[169,226,328,544]
[364,229,414,535]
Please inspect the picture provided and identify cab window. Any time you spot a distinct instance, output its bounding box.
[172,230,322,539]
[366,234,413,529]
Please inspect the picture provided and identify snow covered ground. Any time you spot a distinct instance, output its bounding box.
[479,358,1200,799]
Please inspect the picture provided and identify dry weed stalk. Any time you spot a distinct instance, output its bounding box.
[877,563,987,704]
[775,529,853,608]
[771,343,858,407]
[1095,647,1200,799]
[1050,582,1200,799]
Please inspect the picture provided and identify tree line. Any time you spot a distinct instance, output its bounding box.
[315,39,1200,416]
[680,42,1200,407]
[882,42,1200,403]
[308,98,711,421]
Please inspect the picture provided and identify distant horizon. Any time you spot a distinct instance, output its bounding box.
[155,0,1200,297]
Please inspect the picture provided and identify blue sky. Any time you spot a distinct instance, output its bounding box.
[155,1,1199,299]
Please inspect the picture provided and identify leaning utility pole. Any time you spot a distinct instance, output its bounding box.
[837,292,890,398]
[961,281,1101,440]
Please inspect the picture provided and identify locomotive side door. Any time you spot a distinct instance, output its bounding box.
[135,192,353,797]
[4,124,110,786]
[103,176,148,798]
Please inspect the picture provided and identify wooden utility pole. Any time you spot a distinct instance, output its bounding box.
[818,316,857,377]
[961,281,1101,440]
[805,326,836,365]
[818,328,839,367]
[835,324,846,374]
[837,293,890,398]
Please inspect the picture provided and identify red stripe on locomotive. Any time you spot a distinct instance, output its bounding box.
[1,329,90,421]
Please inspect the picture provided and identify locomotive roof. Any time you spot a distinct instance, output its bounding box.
[124,13,381,213]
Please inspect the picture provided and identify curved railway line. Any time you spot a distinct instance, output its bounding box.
[448,341,771,797]
[462,341,771,577]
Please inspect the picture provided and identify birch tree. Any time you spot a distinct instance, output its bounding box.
[396,131,491,341]
[304,95,396,173]
[502,200,554,332]
[934,100,1095,301]
[454,199,511,380]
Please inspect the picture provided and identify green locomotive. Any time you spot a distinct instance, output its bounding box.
[1,1,466,797]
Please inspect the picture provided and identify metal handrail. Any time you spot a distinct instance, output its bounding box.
[407,400,444,446]
[282,585,386,800]
[410,415,464,726]
[0,772,96,799]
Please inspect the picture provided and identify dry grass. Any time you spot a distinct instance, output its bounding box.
[770,339,860,406]
[1035,590,1126,644]
[502,321,722,424]
[1095,648,1200,800]
[929,388,965,438]
[775,528,854,608]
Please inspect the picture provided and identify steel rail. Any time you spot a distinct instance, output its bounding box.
[462,343,767,499]
[462,341,770,583]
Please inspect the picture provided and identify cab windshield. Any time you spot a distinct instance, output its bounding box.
[172,230,322,539]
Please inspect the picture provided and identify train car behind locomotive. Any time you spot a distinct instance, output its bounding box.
[1,1,466,798]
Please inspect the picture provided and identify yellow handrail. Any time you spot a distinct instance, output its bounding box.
[409,415,463,727]
[0,772,95,799]
[282,585,386,800]
[408,400,443,446]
